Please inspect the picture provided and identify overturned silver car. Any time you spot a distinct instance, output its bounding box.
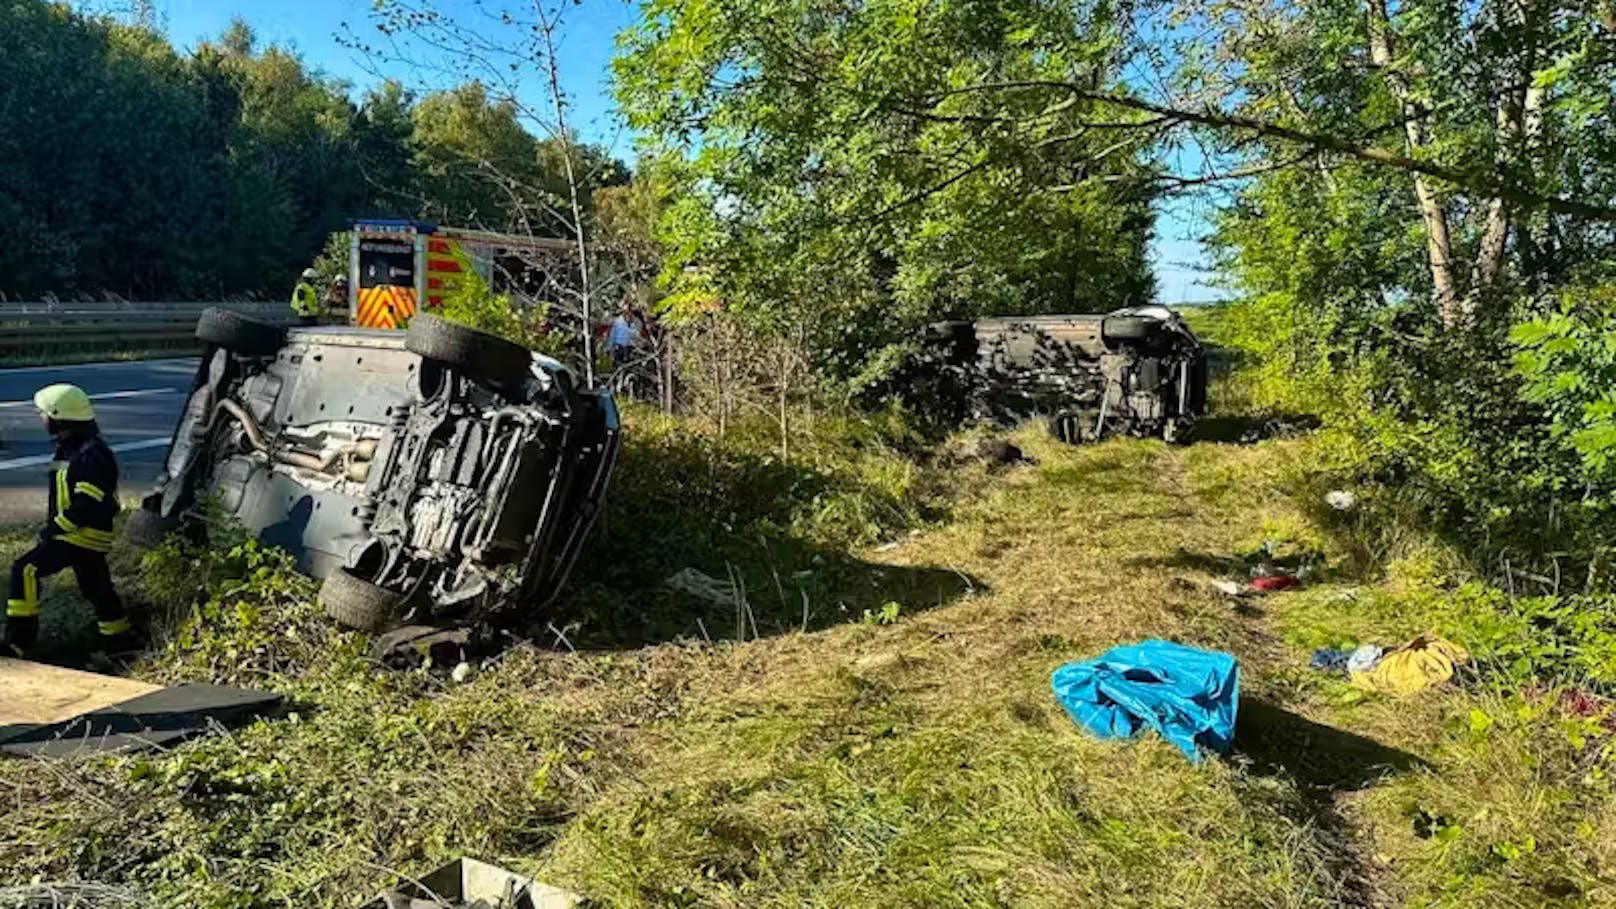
[920,306,1208,443]
[127,309,619,632]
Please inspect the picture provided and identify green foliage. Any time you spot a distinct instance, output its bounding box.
[616,0,1157,381]
[1204,0,1616,596]
[567,405,956,646]
[431,246,566,357]
[0,522,583,907]
[1512,285,1616,475]
[1454,587,1616,687]
[408,83,628,235]
[0,2,629,301]
[6,404,1616,906]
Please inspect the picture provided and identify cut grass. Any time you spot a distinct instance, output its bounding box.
[0,417,1611,906]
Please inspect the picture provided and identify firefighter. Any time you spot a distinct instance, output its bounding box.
[3,384,133,658]
[324,274,350,321]
[291,267,320,325]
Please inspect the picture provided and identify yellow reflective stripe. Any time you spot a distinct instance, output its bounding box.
[98,618,131,636]
[73,481,105,501]
[6,599,37,618]
[23,564,37,612]
[60,534,112,553]
[54,468,69,515]
[54,514,78,533]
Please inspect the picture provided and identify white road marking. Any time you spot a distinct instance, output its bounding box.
[0,387,186,409]
[0,437,172,471]
[0,357,198,377]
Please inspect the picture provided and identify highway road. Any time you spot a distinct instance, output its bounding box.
[0,357,197,525]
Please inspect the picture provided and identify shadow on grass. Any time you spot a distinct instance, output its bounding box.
[1236,697,1429,792]
[1235,698,1429,903]
[555,416,983,649]
[1194,412,1322,444]
[565,550,980,649]
[1127,547,1249,577]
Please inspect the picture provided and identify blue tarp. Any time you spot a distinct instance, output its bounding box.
[1050,640,1240,762]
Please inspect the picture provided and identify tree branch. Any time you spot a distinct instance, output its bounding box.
[916,80,1616,221]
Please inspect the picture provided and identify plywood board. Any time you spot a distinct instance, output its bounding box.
[0,657,160,726]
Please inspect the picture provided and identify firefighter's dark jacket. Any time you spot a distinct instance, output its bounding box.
[43,429,120,553]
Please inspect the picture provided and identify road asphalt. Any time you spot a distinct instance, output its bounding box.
[0,357,197,526]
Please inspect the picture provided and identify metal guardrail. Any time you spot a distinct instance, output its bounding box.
[0,302,288,354]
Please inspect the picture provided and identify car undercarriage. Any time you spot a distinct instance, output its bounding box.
[128,310,619,633]
[916,306,1208,443]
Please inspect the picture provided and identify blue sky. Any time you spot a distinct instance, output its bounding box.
[121,0,1225,303]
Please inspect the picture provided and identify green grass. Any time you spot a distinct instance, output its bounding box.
[0,407,1612,907]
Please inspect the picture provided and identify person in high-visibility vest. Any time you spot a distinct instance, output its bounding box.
[291,267,320,325]
[3,384,133,657]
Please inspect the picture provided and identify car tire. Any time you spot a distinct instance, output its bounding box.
[196,307,285,356]
[405,313,531,384]
[1101,315,1157,342]
[122,506,178,550]
[319,568,403,633]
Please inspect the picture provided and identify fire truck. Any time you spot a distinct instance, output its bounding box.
[346,220,575,329]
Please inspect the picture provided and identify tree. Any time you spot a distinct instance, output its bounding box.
[0,3,427,300]
[411,83,546,228]
[615,0,1160,378]
[1165,0,1614,329]
[359,0,637,383]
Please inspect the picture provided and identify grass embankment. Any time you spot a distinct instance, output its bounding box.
[0,404,1612,906]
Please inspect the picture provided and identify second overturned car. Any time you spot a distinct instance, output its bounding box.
[128,309,619,633]
[916,306,1208,443]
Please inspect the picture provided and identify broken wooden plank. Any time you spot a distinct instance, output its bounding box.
[0,658,281,758]
[0,657,160,726]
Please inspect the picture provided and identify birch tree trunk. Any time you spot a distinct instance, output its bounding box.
[1366,0,1464,327]
[1467,0,1545,305]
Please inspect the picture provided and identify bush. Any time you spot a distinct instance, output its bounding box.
[431,246,567,359]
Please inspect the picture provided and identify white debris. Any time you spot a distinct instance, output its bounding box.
[450,662,474,684]
[1346,644,1384,673]
[1211,579,1247,597]
[665,567,739,606]
[1325,489,1357,511]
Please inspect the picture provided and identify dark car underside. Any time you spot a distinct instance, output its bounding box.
[917,306,1208,443]
[128,309,619,633]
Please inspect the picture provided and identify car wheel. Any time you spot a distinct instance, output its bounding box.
[196,307,286,356]
[319,568,404,633]
[1101,315,1157,342]
[405,313,531,384]
[122,506,178,550]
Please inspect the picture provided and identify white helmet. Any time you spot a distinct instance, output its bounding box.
[301,268,318,280]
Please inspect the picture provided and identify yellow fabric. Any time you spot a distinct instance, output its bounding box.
[98,618,131,636]
[6,598,36,618]
[55,467,69,513]
[33,383,95,421]
[54,513,77,533]
[291,282,320,317]
[73,481,105,501]
[1350,634,1469,696]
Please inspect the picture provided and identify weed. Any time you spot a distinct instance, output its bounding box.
[0,405,1612,907]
